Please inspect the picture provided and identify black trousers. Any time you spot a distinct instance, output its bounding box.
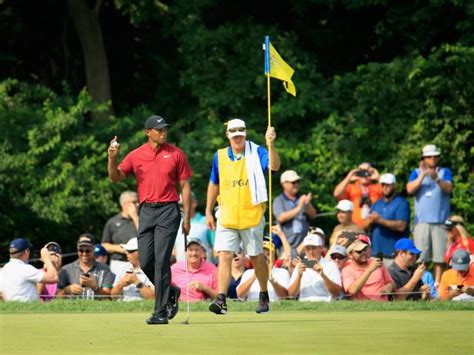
[138,202,181,316]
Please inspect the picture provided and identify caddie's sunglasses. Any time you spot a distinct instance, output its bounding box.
[228,127,246,133]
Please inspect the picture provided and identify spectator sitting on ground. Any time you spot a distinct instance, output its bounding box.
[94,244,108,264]
[362,173,411,267]
[111,238,154,302]
[227,249,247,300]
[406,144,453,286]
[329,200,363,247]
[439,249,474,301]
[342,240,395,301]
[333,162,382,228]
[171,239,217,302]
[288,233,342,302]
[0,238,58,302]
[57,234,115,299]
[388,238,431,301]
[37,242,62,302]
[327,245,348,272]
[237,240,290,301]
[173,192,213,263]
[102,190,139,275]
[444,216,474,265]
[273,170,317,257]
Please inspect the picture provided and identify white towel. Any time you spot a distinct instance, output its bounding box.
[245,140,268,205]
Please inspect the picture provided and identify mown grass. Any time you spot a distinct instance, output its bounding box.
[1,299,473,313]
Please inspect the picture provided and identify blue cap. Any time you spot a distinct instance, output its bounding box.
[9,238,33,254]
[394,238,421,254]
[94,244,107,257]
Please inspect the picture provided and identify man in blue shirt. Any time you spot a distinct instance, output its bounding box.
[406,144,453,285]
[272,170,317,257]
[363,173,410,267]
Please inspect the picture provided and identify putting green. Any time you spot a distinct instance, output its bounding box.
[1,311,472,354]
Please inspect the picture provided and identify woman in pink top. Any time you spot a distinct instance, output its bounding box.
[37,242,62,301]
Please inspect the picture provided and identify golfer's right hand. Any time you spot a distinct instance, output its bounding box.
[108,136,120,159]
[206,214,216,230]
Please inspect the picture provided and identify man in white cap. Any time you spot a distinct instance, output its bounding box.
[273,170,317,256]
[111,238,155,302]
[288,231,342,302]
[329,199,363,247]
[406,144,453,285]
[363,173,410,267]
[206,118,280,314]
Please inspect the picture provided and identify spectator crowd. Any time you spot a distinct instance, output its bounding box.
[1,144,473,304]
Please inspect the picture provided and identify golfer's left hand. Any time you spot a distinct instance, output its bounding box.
[182,218,191,236]
[265,126,276,146]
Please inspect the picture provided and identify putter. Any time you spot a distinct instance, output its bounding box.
[181,232,191,325]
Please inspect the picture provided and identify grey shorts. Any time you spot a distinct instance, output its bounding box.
[214,217,265,256]
[413,223,448,263]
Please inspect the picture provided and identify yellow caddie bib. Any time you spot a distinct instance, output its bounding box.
[217,148,265,229]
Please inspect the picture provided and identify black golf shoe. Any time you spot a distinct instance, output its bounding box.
[209,295,228,315]
[167,286,181,320]
[255,291,270,314]
[146,314,169,325]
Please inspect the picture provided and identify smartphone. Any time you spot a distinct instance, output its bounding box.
[303,259,318,268]
[375,252,384,261]
[82,272,90,277]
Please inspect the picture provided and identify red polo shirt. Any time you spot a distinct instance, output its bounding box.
[119,142,192,203]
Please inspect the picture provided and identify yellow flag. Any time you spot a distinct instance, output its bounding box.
[269,43,296,96]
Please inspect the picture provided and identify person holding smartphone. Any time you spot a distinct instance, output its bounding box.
[288,231,342,302]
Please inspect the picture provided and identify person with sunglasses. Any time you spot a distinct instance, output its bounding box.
[342,239,395,301]
[56,234,115,299]
[273,170,317,258]
[387,238,431,301]
[206,118,280,314]
[406,144,453,286]
[327,245,348,271]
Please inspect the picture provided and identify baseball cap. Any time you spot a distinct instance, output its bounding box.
[44,242,62,255]
[121,238,138,252]
[9,238,33,254]
[451,249,470,271]
[444,215,465,230]
[335,199,353,212]
[302,234,323,247]
[144,115,170,130]
[187,238,206,250]
[94,244,107,256]
[380,173,396,184]
[347,240,368,253]
[226,118,246,138]
[280,170,301,183]
[422,144,440,157]
[357,233,372,246]
[263,239,276,253]
[77,233,95,248]
[394,238,421,254]
[329,245,347,257]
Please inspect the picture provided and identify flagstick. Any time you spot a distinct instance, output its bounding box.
[266,72,274,272]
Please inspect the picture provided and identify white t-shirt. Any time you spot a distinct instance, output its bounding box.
[112,263,154,301]
[237,267,290,301]
[0,259,44,301]
[289,257,341,302]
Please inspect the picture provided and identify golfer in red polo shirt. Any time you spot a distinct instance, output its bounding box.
[108,115,192,325]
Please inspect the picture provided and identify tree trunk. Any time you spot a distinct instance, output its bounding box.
[67,0,112,118]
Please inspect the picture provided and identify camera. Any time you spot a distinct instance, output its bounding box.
[355,169,371,178]
[302,259,318,268]
[375,252,384,261]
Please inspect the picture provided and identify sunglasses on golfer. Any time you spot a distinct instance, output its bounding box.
[228,127,246,133]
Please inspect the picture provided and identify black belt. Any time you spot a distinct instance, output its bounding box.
[141,201,177,208]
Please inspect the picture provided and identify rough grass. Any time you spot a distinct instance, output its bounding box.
[1,299,473,313]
